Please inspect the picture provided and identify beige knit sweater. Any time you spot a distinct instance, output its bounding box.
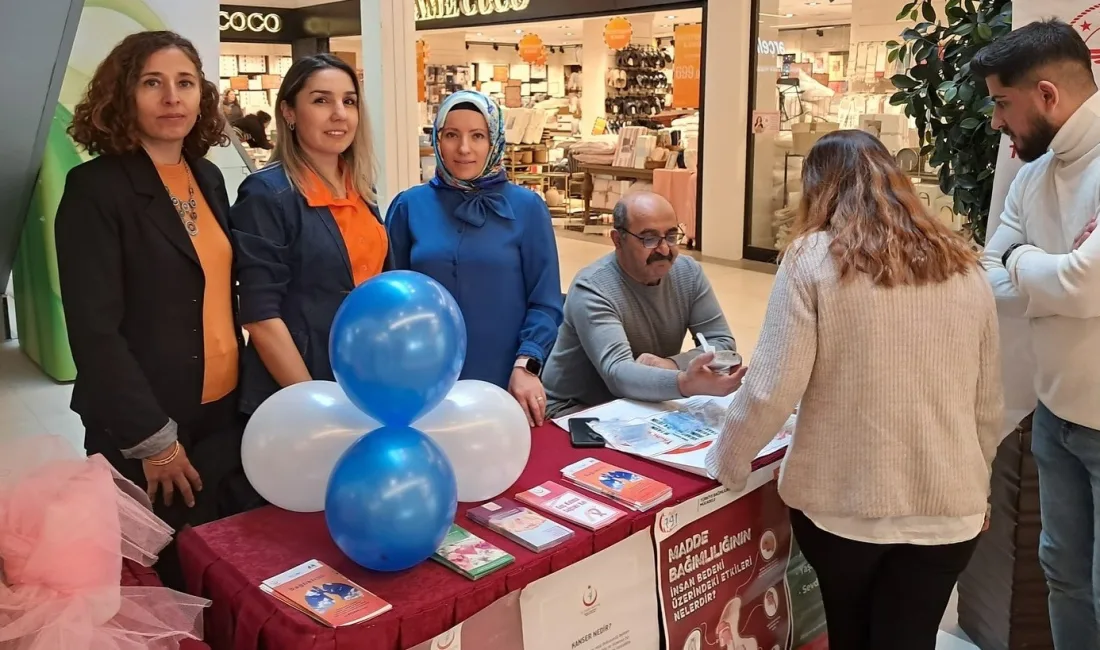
[706,233,1004,519]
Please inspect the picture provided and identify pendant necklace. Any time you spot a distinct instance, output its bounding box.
[165,163,199,237]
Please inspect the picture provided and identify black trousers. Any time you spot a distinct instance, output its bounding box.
[790,509,979,650]
[84,392,265,590]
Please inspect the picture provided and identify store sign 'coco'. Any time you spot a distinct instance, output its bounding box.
[416,0,532,22]
[220,11,283,33]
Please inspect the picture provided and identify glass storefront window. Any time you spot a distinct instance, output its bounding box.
[744,14,853,260]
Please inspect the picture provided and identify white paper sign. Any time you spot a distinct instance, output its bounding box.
[520,530,660,650]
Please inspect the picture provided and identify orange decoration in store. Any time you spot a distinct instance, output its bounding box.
[672,24,703,109]
[604,17,633,50]
[518,33,545,64]
[416,39,428,103]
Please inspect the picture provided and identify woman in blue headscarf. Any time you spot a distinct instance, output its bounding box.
[388,91,563,427]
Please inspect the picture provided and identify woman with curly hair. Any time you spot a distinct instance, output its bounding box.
[55,31,258,582]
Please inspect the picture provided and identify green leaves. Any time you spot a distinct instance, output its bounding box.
[922,1,937,23]
[885,0,1010,244]
[891,74,920,89]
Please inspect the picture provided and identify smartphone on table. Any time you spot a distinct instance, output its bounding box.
[569,417,605,448]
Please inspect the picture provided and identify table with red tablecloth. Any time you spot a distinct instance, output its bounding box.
[177,424,778,650]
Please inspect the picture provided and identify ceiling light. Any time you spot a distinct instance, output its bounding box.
[806,1,819,4]
[666,14,677,19]
[564,32,573,36]
[785,13,794,17]
[514,29,522,34]
[476,32,483,36]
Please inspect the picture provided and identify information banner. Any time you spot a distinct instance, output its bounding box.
[672,24,703,109]
[408,591,523,650]
[655,465,827,650]
[986,1,1100,438]
[521,530,660,650]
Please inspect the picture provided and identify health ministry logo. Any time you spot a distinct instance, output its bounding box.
[582,585,598,608]
[1070,3,1100,64]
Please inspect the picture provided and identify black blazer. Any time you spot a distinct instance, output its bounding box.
[230,163,392,414]
[55,150,243,453]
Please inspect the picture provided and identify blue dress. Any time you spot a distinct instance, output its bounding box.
[386,181,564,389]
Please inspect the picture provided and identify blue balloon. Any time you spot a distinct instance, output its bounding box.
[330,271,466,426]
[325,426,458,572]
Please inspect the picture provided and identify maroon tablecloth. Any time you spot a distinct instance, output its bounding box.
[178,425,776,650]
[121,560,212,650]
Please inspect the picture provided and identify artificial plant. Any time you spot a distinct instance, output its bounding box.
[887,0,1012,243]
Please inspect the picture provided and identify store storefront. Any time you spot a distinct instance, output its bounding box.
[412,0,709,246]
[740,0,952,263]
[217,2,363,168]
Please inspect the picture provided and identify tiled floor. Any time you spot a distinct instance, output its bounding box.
[0,232,977,648]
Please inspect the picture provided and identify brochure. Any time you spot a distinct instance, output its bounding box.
[260,559,391,627]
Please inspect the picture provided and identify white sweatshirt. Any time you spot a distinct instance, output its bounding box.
[984,91,1100,430]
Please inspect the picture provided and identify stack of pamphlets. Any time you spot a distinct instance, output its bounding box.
[431,524,515,580]
[260,559,392,627]
[466,498,575,552]
[560,458,672,512]
[552,395,794,477]
[516,481,627,531]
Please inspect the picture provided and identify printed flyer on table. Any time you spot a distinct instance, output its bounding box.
[521,530,660,650]
[654,464,827,650]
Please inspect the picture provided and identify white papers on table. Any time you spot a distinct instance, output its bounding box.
[554,395,793,477]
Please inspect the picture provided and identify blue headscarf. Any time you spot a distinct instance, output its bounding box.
[431,90,512,227]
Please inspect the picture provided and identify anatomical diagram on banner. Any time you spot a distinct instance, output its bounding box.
[654,465,827,650]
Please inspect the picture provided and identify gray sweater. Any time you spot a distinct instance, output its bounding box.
[543,253,735,411]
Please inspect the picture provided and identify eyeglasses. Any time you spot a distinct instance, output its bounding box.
[617,228,685,249]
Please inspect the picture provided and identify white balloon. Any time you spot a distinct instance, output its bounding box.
[414,380,531,503]
[242,381,379,512]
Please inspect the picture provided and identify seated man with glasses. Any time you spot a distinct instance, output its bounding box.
[542,192,744,417]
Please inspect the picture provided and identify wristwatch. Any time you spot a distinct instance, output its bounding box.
[1002,242,1025,268]
[514,356,543,376]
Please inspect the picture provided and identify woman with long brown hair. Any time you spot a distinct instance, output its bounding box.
[55,30,259,586]
[229,54,390,415]
[706,130,1003,649]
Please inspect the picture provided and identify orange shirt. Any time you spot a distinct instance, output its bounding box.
[301,171,388,286]
[156,162,239,404]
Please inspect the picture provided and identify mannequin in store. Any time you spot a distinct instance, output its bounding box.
[229,54,390,416]
[387,90,563,428]
[706,130,1002,650]
[54,30,261,589]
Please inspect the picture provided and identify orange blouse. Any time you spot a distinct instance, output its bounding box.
[155,161,239,404]
[301,171,387,286]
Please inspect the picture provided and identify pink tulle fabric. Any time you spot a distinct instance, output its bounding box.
[0,435,211,649]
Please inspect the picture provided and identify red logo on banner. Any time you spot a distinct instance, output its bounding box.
[582,585,598,607]
[1070,4,1100,62]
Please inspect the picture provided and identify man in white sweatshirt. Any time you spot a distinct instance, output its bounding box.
[976,20,1100,649]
